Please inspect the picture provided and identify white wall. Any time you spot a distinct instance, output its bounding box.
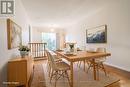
[31,28,42,42]
[0,0,30,86]
[66,0,130,71]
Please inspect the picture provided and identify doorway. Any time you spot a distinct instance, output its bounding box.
[42,32,56,50]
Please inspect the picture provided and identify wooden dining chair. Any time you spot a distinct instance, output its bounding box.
[46,51,70,87]
[87,47,107,76]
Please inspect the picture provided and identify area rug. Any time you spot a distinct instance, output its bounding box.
[42,62,120,87]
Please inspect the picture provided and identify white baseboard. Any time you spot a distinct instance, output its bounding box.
[105,62,130,72]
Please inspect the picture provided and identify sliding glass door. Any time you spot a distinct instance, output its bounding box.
[42,33,56,50]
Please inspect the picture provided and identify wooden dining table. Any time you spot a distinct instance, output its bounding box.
[54,50,111,87]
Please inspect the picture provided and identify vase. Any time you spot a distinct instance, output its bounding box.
[70,48,74,52]
[20,51,27,58]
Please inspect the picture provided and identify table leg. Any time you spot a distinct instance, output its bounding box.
[70,62,74,87]
[92,59,97,80]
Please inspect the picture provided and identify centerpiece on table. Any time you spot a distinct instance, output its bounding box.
[69,44,74,52]
[18,45,30,58]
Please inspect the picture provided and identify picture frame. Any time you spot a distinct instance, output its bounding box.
[7,19,22,49]
[86,25,107,43]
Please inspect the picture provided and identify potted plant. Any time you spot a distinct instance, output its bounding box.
[18,45,30,58]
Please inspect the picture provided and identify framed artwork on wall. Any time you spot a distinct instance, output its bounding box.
[7,19,22,49]
[86,25,107,43]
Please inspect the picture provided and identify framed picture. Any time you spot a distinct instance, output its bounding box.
[86,25,107,43]
[7,19,22,49]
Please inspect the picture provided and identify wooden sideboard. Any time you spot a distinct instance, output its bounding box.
[8,56,34,87]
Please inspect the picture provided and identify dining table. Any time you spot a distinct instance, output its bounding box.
[54,50,111,87]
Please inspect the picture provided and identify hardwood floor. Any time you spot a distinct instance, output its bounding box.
[30,62,46,87]
[32,59,130,87]
[104,65,130,87]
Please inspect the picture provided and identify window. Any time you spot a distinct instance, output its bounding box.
[42,33,56,50]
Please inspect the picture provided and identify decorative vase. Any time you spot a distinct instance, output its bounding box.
[69,44,74,52]
[70,48,74,52]
[20,51,27,58]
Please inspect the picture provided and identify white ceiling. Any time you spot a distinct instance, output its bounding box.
[21,0,111,28]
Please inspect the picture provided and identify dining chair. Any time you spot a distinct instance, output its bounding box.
[46,50,62,77]
[76,46,88,71]
[46,51,70,87]
[87,47,107,76]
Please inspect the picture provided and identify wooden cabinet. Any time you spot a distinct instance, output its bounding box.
[8,56,34,87]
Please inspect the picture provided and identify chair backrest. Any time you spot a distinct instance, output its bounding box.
[96,47,106,53]
[96,47,106,61]
[46,50,57,70]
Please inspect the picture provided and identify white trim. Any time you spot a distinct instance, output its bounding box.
[105,62,130,72]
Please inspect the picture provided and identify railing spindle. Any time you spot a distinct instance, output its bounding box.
[28,43,47,58]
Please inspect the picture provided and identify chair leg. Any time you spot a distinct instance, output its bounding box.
[65,71,70,87]
[46,61,49,72]
[83,60,86,71]
[87,63,92,73]
[78,60,86,70]
[50,70,70,87]
[54,71,58,87]
[46,62,52,78]
[101,63,107,76]
[96,64,99,80]
[57,71,64,80]
[86,61,90,66]
[77,61,81,67]
[48,65,51,77]
[50,70,54,83]
[77,61,79,67]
